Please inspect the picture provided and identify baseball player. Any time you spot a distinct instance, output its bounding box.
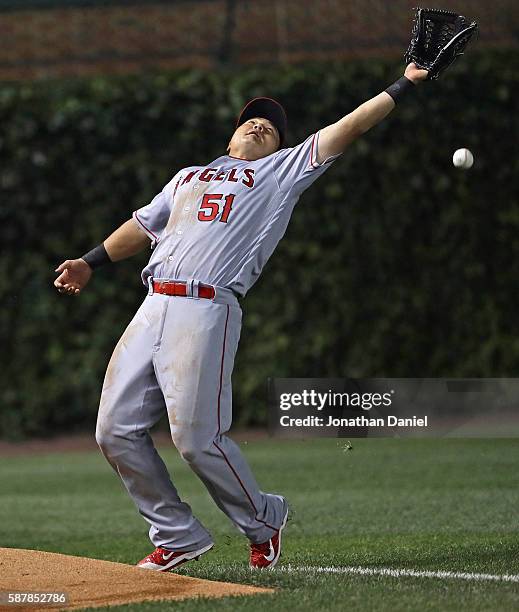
[54,63,428,570]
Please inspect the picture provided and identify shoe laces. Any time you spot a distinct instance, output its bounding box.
[250,539,272,563]
[147,547,168,563]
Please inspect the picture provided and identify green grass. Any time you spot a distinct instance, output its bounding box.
[1,438,518,611]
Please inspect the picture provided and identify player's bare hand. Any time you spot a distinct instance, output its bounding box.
[54,258,92,295]
[404,62,429,83]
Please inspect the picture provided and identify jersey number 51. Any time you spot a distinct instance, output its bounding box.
[198,194,236,224]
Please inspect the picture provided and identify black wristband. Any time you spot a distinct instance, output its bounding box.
[81,243,112,270]
[385,76,415,103]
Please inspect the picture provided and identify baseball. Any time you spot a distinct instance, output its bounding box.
[453,148,474,169]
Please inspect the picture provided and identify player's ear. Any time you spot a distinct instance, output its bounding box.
[274,129,281,150]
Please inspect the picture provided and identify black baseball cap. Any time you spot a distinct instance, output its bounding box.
[236,97,287,148]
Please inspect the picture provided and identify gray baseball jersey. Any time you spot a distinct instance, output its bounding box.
[95,131,339,555]
[133,131,339,296]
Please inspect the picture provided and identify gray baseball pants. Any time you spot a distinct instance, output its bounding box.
[95,286,286,551]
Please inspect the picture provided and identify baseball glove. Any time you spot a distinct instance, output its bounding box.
[405,8,478,80]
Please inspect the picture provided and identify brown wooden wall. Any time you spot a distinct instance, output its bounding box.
[0,0,517,81]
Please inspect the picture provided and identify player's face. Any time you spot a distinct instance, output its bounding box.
[228,118,280,160]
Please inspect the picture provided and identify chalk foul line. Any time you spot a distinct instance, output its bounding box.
[273,565,519,583]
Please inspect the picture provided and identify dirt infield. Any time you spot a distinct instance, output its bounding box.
[0,430,268,457]
[0,548,273,611]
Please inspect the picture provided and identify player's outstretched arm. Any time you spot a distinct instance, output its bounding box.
[54,218,150,295]
[316,63,428,163]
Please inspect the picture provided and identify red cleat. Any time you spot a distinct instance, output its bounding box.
[136,542,213,572]
[249,508,288,569]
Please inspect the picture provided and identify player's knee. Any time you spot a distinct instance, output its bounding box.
[171,422,214,464]
[173,434,210,465]
[179,447,198,463]
[95,429,110,451]
[176,441,203,464]
[95,427,119,453]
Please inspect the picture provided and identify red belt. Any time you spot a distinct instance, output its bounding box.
[152,280,215,300]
